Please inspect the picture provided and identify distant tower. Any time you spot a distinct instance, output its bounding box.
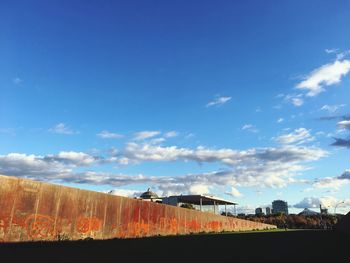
[272,200,288,215]
[266,207,271,215]
[255,207,263,215]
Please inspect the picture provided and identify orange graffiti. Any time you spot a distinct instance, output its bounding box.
[188,220,201,232]
[124,219,150,237]
[76,216,102,234]
[25,214,55,239]
[159,217,178,234]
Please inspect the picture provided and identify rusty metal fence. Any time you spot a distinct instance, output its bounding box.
[0,175,276,242]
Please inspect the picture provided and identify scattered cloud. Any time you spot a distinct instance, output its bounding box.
[104,189,143,198]
[45,151,98,166]
[296,59,350,97]
[97,130,123,139]
[331,138,350,148]
[284,94,304,106]
[188,184,210,195]
[13,77,23,85]
[226,186,243,198]
[241,124,259,133]
[206,96,231,107]
[185,133,195,139]
[0,141,327,196]
[325,48,338,54]
[337,120,350,130]
[133,130,160,141]
[49,123,78,135]
[164,131,178,138]
[277,118,284,123]
[312,170,350,189]
[294,196,350,212]
[321,104,346,113]
[275,128,314,145]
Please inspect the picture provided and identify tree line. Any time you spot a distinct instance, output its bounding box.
[222,212,344,229]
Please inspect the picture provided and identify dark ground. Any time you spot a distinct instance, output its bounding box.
[1,230,349,263]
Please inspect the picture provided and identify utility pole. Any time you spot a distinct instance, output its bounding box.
[334,201,345,214]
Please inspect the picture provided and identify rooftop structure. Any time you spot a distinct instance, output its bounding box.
[139,188,162,202]
[162,194,237,215]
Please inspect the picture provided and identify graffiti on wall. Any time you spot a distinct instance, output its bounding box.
[25,214,56,239]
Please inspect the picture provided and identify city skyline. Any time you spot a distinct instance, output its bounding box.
[1,0,350,215]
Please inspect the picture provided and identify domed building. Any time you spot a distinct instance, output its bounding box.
[139,188,162,202]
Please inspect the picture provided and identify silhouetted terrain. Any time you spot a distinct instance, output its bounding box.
[1,230,349,262]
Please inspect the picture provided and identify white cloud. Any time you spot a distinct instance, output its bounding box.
[13,77,23,85]
[294,197,323,209]
[164,131,178,138]
[284,94,304,107]
[185,133,195,139]
[241,124,259,133]
[206,96,231,107]
[313,177,349,189]
[97,130,123,139]
[226,186,243,198]
[321,104,346,113]
[123,142,326,166]
[325,48,338,54]
[294,196,350,213]
[337,120,350,130]
[104,189,143,198]
[313,170,350,190]
[49,123,78,135]
[133,131,160,141]
[275,128,314,145]
[277,118,284,123]
[47,151,97,166]
[0,141,327,196]
[296,59,350,96]
[189,184,210,195]
[0,153,71,179]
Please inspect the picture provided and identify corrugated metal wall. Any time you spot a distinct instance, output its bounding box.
[0,175,276,242]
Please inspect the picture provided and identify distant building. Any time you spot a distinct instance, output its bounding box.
[139,188,162,202]
[266,207,271,215]
[272,200,288,215]
[255,207,264,215]
[161,194,237,215]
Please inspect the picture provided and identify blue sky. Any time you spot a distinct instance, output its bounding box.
[1,0,350,214]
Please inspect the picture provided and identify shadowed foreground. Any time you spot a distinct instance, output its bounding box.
[1,230,349,262]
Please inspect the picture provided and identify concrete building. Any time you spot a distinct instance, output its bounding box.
[272,200,288,215]
[266,207,271,215]
[255,207,263,215]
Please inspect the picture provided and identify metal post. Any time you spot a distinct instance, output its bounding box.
[334,201,344,214]
[225,204,227,216]
[200,198,202,212]
[213,201,216,214]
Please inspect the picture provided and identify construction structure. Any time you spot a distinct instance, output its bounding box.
[0,174,276,242]
[161,194,236,215]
